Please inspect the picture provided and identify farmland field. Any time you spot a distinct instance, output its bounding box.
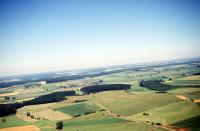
[0,115,29,128]
[55,102,101,116]
[0,60,200,131]
[95,91,180,116]
[0,125,40,131]
[128,101,200,125]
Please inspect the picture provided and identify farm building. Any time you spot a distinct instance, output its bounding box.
[39,81,46,85]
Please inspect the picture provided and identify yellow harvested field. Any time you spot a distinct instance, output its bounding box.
[0,125,40,131]
[176,95,189,101]
[34,109,72,120]
[17,103,59,121]
[0,88,24,97]
[16,97,35,102]
[164,80,173,83]
[19,103,55,111]
[17,104,72,121]
[16,111,37,122]
[0,92,18,97]
[180,75,200,80]
[19,88,44,94]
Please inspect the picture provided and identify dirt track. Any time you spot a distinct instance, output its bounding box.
[193,99,200,103]
[176,95,189,101]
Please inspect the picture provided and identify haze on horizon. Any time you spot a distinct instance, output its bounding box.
[0,0,200,77]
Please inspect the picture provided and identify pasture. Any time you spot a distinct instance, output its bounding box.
[61,121,168,131]
[55,102,101,116]
[0,115,29,129]
[62,111,167,131]
[128,101,200,126]
[169,87,200,100]
[94,90,180,116]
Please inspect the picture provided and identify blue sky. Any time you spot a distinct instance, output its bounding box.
[0,0,200,76]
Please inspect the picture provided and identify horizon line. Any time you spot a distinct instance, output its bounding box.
[0,56,199,78]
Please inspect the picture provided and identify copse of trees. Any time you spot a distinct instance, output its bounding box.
[0,104,17,116]
[139,80,145,87]
[56,121,63,129]
[0,80,31,88]
[27,112,31,116]
[139,80,172,91]
[24,90,76,105]
[0,90,76,117]
[80,84,131,94]
[193,73,200,75]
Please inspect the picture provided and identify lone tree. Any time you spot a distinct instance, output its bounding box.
[2,118,6,123]
[27,112,31,117]
[56,121,63,129]
[30,115,34,119]
[139,80,144,87]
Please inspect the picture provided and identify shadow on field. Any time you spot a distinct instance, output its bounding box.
[172,115,200,130]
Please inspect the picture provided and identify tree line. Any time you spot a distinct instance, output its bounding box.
[0,90,75,116]
[80,84,131,94]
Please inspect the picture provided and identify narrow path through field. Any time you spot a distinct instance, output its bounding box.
[176,95,189,101]
[175,95,200,103]
[165,125,190,131]
[193,99,200,103]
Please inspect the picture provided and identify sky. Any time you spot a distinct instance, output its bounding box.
[0,0,200,76]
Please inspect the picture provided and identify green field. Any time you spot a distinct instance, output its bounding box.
[64,118,127,127]
[128,101,200,125]
[95,91,180,116]
[61,111,167,131]
[61,121,168,131]
[169,88,200,100]
[0,89,13,94]
[55,102,101,116]
[0,115,29,128]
